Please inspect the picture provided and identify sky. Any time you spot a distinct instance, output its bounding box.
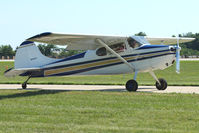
[0,0,199,49]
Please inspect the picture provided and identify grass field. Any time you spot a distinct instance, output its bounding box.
[0,90,199,132]
[0,62,199,132]
[0,61,199,86]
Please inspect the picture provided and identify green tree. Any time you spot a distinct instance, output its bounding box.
[181,32,199,51]
[38,44,58,57]
[172,35,176,37]
[171,34,182,37]
[37,44,84,58]
[135,32,147,36]
[0,45,15,56]
[178,32,199,56]
[58,50,84,58]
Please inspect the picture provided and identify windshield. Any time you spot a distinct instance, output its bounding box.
[127,36,149,48]
[127,37,142,48]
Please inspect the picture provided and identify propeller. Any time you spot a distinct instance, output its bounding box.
[176,35,181,73]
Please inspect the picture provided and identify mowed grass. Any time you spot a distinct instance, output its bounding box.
[0,61,199,86]
[0,90,199,133]
[0,62,199,132]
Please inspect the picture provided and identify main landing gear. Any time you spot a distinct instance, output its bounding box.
[22,76,31,89]
[125,71,167,92]
[126,80,138,92]
[125,71,138,91]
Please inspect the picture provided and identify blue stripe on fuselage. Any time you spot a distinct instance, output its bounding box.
[137,45,168,50]
[43,49,171,70]
[46,52,175,77]
[45,52,86,66]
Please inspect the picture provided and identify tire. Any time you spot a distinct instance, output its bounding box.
[125,80,138,92]
[22,83,27,89]
[156,78,167,90]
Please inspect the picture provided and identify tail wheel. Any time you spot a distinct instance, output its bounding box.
[22,83,27,89]
[125,80,138,92]
[156,78,167,90]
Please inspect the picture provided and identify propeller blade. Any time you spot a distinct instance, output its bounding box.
[176,48,180,73]
[176,36,181,73]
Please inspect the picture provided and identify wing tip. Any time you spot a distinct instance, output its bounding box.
[20,41,34,46]
[27,32,52,40]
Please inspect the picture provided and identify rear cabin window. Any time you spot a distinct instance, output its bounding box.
[96,47,107,56]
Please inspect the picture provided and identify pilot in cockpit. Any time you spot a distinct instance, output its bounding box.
[127,38,139,48]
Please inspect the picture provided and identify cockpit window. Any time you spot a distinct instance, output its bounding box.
[127,37,142,48]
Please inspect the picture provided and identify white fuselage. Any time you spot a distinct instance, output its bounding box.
[42,45,176,77]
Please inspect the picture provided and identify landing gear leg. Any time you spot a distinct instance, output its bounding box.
[22,76,31,89]
[125,71,138,92]
[149,71,167,90]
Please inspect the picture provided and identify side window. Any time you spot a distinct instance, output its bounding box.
[110,42,125,53]
[127,38,141,48]
[96,42,125,56]
[96,47,107,56]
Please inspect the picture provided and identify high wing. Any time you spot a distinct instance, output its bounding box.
[27,32,127,50]
[145,37,195,45]
[27,32,195,50]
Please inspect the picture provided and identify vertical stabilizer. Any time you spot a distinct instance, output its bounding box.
[15,41,58,69]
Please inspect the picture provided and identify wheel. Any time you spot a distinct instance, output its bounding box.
[156,78,167,90]
[22,83,27,89]
[125,80,138,92]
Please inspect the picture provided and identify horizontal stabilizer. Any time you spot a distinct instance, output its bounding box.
[4,67,41,77]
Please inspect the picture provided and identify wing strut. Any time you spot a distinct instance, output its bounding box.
[96,39,135,72]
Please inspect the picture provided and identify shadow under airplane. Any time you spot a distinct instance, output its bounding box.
[0,90,65,100]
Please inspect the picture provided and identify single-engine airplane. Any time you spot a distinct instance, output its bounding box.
[4,32,195,91]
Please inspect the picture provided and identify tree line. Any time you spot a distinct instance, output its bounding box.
[178,32,199,57]
[0,45,15,58]
[0,32,199,58]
